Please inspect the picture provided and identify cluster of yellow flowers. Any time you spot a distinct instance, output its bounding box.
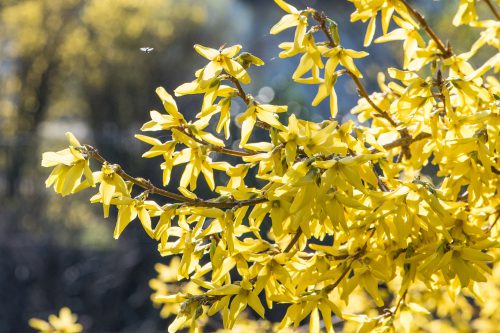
[40,0,499,332]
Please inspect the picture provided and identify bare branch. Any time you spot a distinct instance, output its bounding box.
[399,0,452,58]
[337,69,398,127]
[225,75,250,104]
[370,132,432,153]
[483,0,500,21]
[284,228,303,253]
[223,75,272,130]
[174,125,254,157]
[85,145,267,209]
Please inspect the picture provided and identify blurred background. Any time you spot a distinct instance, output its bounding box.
[0,0,489,331]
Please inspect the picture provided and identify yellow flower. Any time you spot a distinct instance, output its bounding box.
[236,101,287,147]
[29,307,83,333]
[175,70,236,114]
[375,16,425,69]
[387,68,434,125]
[291,33,324,81]
[141,87,186,131]
[311,57,339,118]
[324,46,369,78]
[349,0,416,36]
[453,0,478,26]
[168,127,219,191]
[92,163,130,217]
[407,40,442,71]
[194,44,250,86]
[109,196,161,239]
[206,279,265,329]
[270,0,308,48]
[135,134,177,186]
[42,132,94,196]
[279,293,342,333]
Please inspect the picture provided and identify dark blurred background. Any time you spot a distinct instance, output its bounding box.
[0,0,487,331]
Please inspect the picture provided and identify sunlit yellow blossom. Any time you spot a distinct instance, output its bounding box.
[324,47,368,78]
[236,101,287,146]
[194,44,250,86]
[107,196,161,239]
[270,0,308,48]
[40,1,500,332]
[29,307,82,333]
[42,132,94,196]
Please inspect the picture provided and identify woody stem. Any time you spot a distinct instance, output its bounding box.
[399,0,452,58]
[85,145,267,209]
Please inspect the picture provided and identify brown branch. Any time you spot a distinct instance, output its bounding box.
[310,8,399,128]
[323,228,376,293]
[392,289,408,315]
[310,4,433,161]
[486,212,500,232]
[483,0,500,20]
[323,260,354,293]
[223,75,272,131]
[298,251,351,261]
[370,132,432,153]
[85,145,267,209]
[173,126,254,157]
[311,10,338,47]
[377,175,391,192]
[399,0,452,58]
[207,143,254,157]
[225,75,250,104]
[337,69,398,127]
[284,227,303,253]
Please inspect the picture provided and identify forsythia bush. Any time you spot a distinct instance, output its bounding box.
[39,0,500,332]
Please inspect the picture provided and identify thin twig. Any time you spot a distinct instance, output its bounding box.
[392,289,408,315]
[323,228,376,294]
[370,132,432,153]
[337,70,398,127]
[207,143,254,157]
[377,175,391,192]
[223,75,272,130]
[399,0,452,58]
[323,260,355,293]
[486,212,500,232]
[174,126,253,157]
[85,145,267,209]
[311,9,418,161]
[483,0,500,20]
[310,9,399,127]
[284,228,303,253]
[225,75,250,104]
[311,10,338,47]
